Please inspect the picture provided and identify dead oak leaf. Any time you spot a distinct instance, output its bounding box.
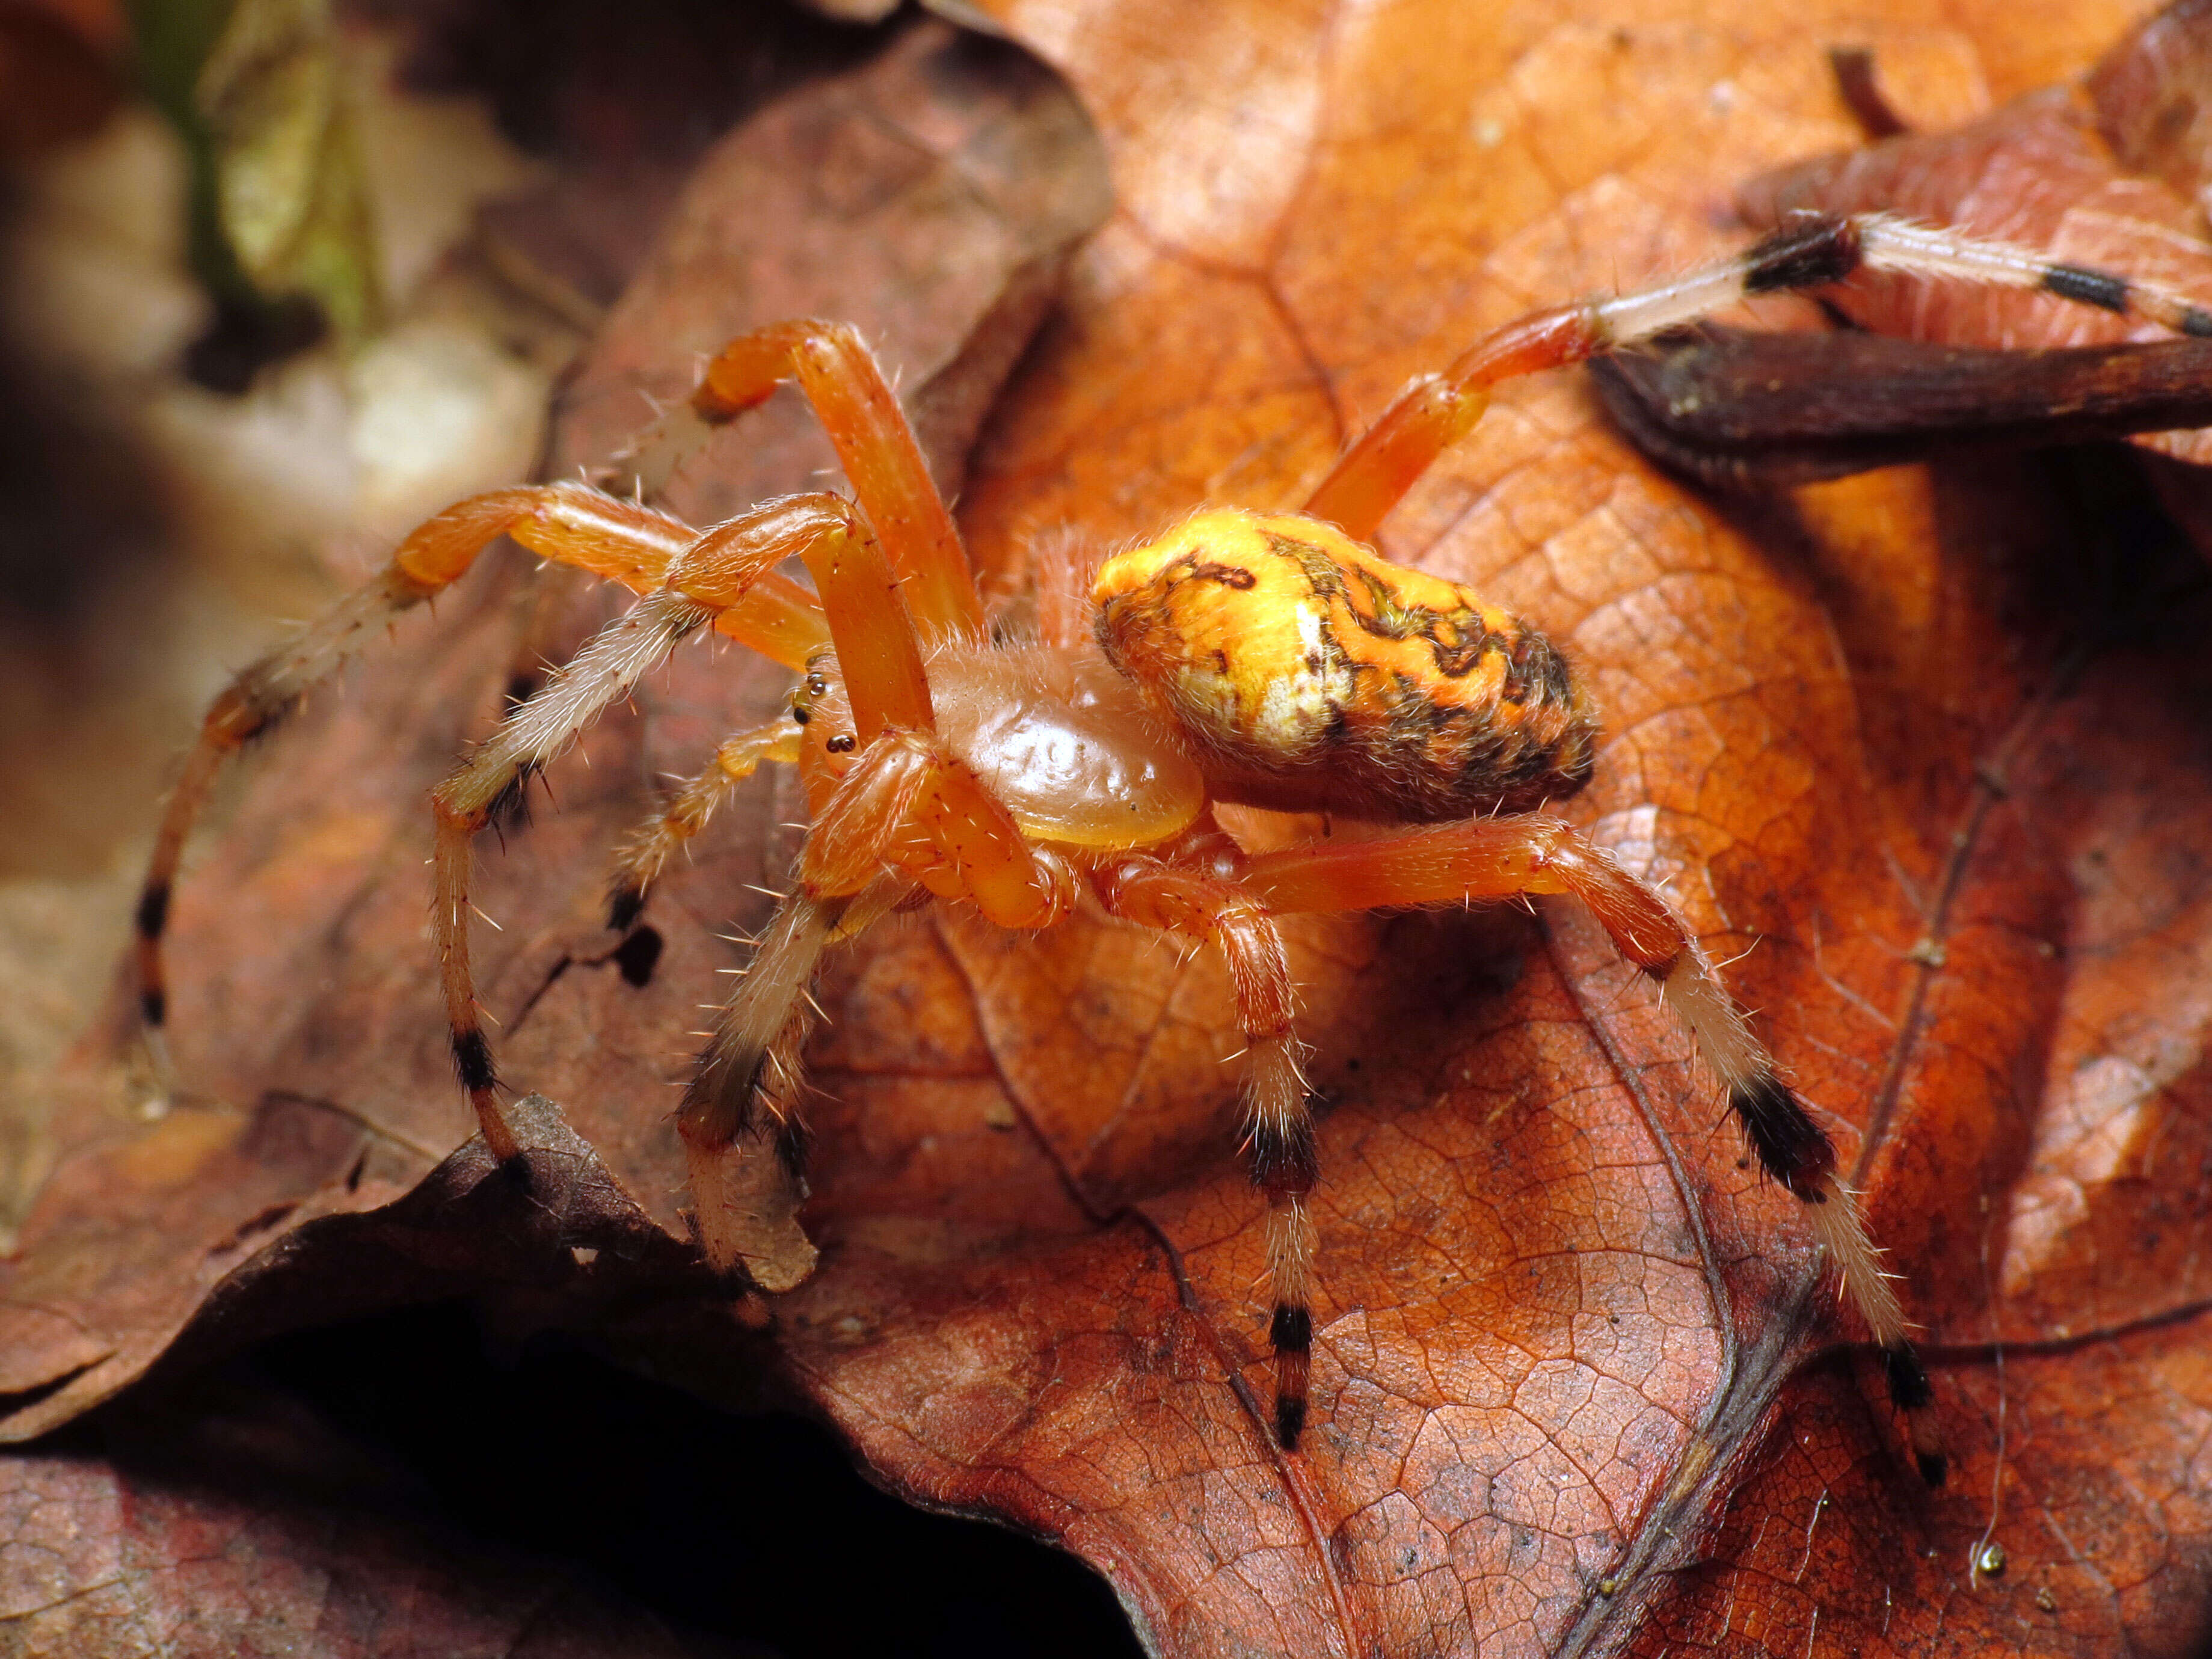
[9,4,2212,1658]
[803,1,2212,1654]
[0,14,1107,1426]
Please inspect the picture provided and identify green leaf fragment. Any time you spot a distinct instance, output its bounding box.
[131,0,382,355]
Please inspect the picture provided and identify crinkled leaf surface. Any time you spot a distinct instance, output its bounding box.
[0,11,1109,1432]
[8,3,2212,1657]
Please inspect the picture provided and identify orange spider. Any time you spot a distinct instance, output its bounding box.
[143,209,2201,1479]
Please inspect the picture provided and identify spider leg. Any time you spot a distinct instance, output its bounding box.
[1090,855,1317,1453]
[645,319,986,646]
[693,734,1082,1139]
[134,482,824,1041]
[675,868,920,1280]
[679,884,841,1280]
[798,730,1078,930]
[1244,815,1947,1485]
[672,493,932,741]
[678,734,1080,1278]
[435,590,716,1158]
[594,466,954,942]
[431,492,911,1158]
[605,716,806,933]
[1306,210,2212,543]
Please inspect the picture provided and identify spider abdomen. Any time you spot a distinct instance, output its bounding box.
[1090,508,1599,821]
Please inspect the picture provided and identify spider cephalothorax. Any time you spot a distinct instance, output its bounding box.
[139,209,2212,1479]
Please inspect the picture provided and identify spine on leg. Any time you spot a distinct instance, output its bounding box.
[1656,951,1945,1482]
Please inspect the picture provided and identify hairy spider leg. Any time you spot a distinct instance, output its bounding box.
[1243,816,1946,1484]
[671,458,1090,1202]
[684,320,986,645]
[680,885,843,1275]
[133,482,823,1043]
[1306,210,2212,543]
[605,716,808,932]
[606,319,1005,941]
[443,319,992,1161]
[797,730,1079,927]
[1090,853,1317,1451]
[1018,525,1102,652]
[677,729,1084,1277]
[681,725,1083,1139]
[428,493,920,1158]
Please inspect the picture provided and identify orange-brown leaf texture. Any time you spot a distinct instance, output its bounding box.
[8,2,2212,1656]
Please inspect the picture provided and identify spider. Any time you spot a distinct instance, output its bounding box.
[135,209,2212,1482]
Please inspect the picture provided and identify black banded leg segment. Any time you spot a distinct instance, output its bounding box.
[1737,215,1867,293]
[1253,1103,1320,1450]
[1737,212,2212,338]
[1605,210,2212,351]
[136,565,437,1037]
[1243,817,1943,1478]
[430,587,717,1159]
[680,889,838,1283]
[677,878,912,1280]
[1306,210,2212,545]
[1091,856,1318,1450]
[1650,951,1940,1480]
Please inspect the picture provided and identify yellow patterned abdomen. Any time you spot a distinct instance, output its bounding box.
[1092,509,1597,821]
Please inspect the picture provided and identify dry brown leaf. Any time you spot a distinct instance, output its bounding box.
[9,3,2212,1657]
[0,12,1107,1425]
[0,1340,722,1658]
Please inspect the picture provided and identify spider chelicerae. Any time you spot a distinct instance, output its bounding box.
[136,209,2212,1479]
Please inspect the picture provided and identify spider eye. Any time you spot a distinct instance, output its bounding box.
[791,704,811,726]
[826,734,856,753]
[805,672,829,695]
